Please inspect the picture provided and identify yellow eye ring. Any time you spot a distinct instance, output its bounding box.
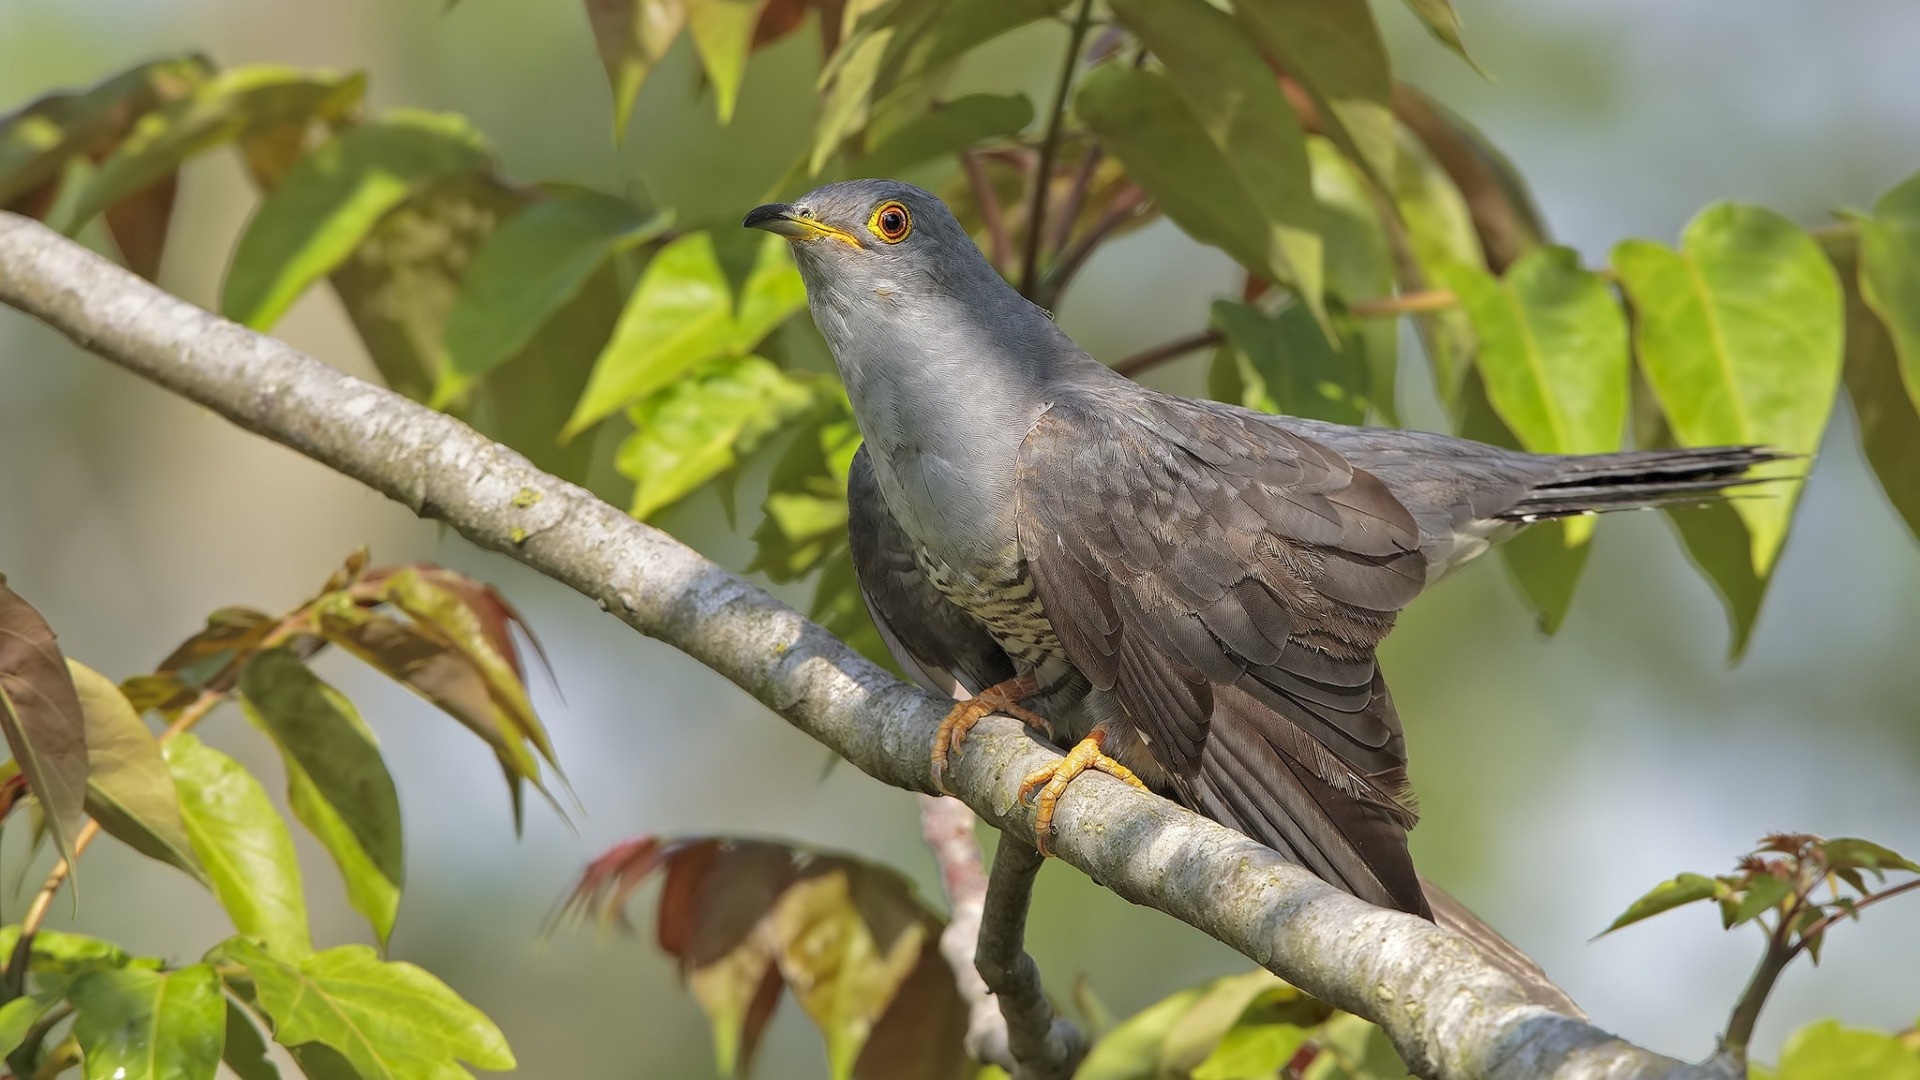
[869,201,912,243]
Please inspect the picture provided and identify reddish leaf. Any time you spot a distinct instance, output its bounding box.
[157,607,275,680]
[754,0,846,56]
[101,170,179,281]
[853,937,969,1080]
[0,55,212,209]
[314,598,554,815]
[0,579,91,868]
[563,836,965,1079]
[371,566,558,765]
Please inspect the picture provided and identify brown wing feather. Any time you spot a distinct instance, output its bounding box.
[1017,396,1431,914]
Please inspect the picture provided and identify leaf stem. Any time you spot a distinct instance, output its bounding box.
[1351,288,1457,318]
[1021,0,1097,299]
[1048,143,1102,256]
[1038,183,1145,306]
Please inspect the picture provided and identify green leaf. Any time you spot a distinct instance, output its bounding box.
[221,999,282,1080]
[1823,837,1920,875]
[584,0,688,139]
[564,231,738,440]
[222,938,515,1079]
[0,992,59,1058]
[1231,0,1395,182]
[1397,0,1482,74]
[1303,1012,1412,1079]
[687,0,761,123]
[1726,873,1793,928]
[1855,172,1920,416]
[0,578,90,872]
[463,262,625,485]
[1308,137,1398,423]
[1074,983,1212,1080]
[327,175,526,401]
[812,23,893,173]
[859,93,1033,177]
[1452,370,1591,632]
[617,357,825,520]
[873,0,1065,95]
[1393,85,1547,274]
[732,232,808,355]
[223,112,491,329]
[164,734,312,957]
[1600,872,1723,935]
[1210,301,1366,424]
[1387,129,1483,408]
[1100,0,1322,315]
[1772,1019,1920,1080]
[436,188,664,398]
[750,401,861,582]
[1155,973,1291,1073]
[70,964,225,1080]
[1668,500,1768,658]
[1192,1022,1311,1080]
[1612,203,1843,575]
[239,649,404,948]
[68,659,206,885]
[0,55,213,209]
[65,66,365,229]
[1445,246,1626,541]
[1835,235,1920,542]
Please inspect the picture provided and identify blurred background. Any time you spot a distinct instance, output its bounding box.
[2,0,1917,1075]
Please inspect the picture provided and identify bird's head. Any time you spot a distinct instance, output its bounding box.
[742,179,1005,308]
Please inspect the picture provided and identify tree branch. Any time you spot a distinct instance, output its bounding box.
[1020,0,1096,298]
[917,795,1005,1063]
[974,839,1086,1079]
[0,211,1725,1080]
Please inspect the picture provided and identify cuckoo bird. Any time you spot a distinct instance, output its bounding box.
[745,180,1776,975]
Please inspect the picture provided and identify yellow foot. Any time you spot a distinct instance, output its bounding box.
[1017,728,1149,857]
[930,676,1051,794]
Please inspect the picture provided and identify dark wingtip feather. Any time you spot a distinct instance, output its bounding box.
[1501,445,1801,521]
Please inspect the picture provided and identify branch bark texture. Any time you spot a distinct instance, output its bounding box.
[0,211,1722,1080]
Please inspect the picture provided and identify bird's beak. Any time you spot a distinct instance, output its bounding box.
[742,203,862,248]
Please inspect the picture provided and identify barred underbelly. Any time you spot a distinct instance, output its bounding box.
[913,547,1063,668]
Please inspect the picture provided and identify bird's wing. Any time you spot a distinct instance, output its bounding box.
[848,444,1015,699]
[1016,395,1432,914]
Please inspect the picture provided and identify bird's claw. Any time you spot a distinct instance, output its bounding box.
[1018,730,1148,857]
[930,676,1048,794]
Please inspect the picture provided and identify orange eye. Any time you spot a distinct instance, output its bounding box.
[870,201,912,243]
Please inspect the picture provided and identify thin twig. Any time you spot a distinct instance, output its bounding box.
[1112,327,1222,378]
[1785,876,1920,961]
[974,839,1086,1080]
[1039,183,1146,307]
[1048,144,1102,256]
[1021,0,1097,298]
[917,795,1005,1063]
[963,151,1012,274]
[1716,902,1800,1068]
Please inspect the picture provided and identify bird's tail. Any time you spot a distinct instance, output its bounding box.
[1420,876,1586,1018]
[1500,446,1791,522]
